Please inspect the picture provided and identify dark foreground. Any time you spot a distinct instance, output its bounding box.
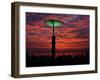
[26,53,89,67]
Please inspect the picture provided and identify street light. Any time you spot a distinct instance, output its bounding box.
[46,19,63,60]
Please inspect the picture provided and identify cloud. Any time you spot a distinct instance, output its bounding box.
[26,12,89,55]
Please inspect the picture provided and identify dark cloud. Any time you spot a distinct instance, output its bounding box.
[69,27,89,38]
[26,12,89,56]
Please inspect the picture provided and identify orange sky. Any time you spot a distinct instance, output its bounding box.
[26,12,89,56]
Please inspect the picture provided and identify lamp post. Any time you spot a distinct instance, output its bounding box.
[46,20,63,60]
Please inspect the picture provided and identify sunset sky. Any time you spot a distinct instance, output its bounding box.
[26,12,89,56]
